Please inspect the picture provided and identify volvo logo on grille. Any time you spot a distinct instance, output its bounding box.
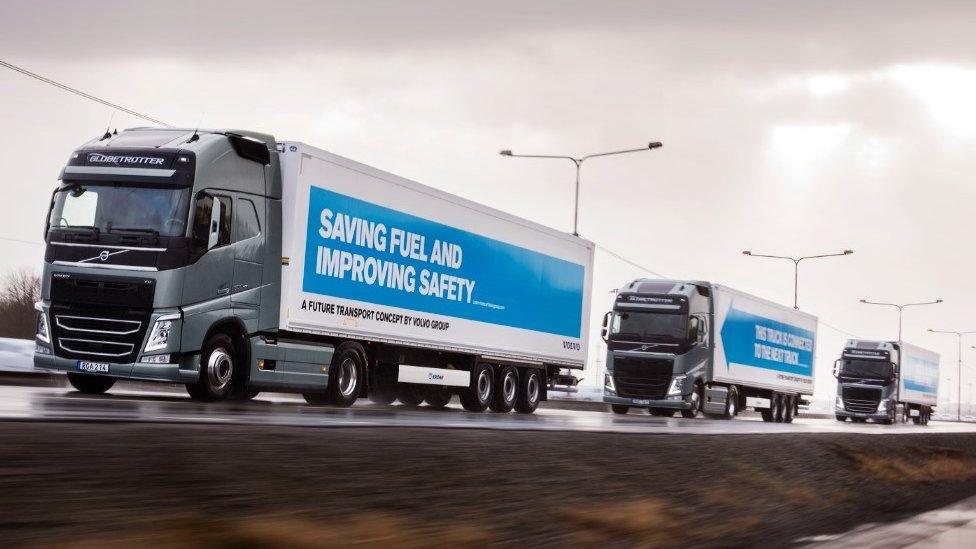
[79,249,130,264]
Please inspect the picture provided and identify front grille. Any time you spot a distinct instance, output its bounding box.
[612,356,673,399]
[843,386,881,413]
[52,310,149,363]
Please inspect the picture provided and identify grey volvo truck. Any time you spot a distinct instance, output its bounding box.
[33,128,593,413]
[602,279,817,421]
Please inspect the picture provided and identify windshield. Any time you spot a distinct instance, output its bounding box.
[49,183,192,237]
[609,311,688,342]
[840,359,893,380]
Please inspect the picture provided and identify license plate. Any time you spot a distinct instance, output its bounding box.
[632,399,651,405]
[76,361,110,373]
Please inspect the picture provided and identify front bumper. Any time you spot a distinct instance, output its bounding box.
[34,351,200,384]
[603,394,692,410]
[835,409,890,421]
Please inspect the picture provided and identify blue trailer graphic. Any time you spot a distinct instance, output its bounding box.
[302,186,587,338]
[719,304,816,377]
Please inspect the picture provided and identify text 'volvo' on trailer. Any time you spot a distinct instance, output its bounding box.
[601,279,817,422]
[33,128,594,414]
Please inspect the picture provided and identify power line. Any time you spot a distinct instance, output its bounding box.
[595,243,667,278]
[0,58,172,127]
[0,236,43,246]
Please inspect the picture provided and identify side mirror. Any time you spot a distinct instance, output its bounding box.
[601,312,611,342]
[207,196,222,250]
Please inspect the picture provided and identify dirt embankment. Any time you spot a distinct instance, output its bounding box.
[2,423,976,547]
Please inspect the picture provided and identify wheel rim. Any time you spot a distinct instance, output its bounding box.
[207,348,233,390]
[527,374,539,404]
[691,389,700,411]
[477,369,491,401]
[729,397,737,416]
[503,372,517,403]
[337,357,358,398]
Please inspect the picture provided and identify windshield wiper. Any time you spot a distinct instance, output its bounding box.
[108,227,160,236]
[55,225,100,241]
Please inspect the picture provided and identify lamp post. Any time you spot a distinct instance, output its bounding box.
[928,328,976,421]
[499,142,663,236]
[858,299,943,342]
[741,250,853,309]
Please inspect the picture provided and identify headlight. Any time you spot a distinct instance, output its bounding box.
[835,396,843,409]
[877,400,888,412]
[604,373,616,393]
[35,307,50,344]
[144,315,178,352]
[667,374,687,396]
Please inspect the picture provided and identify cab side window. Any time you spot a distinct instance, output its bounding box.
[236,199,260,241]
[191,193,232,254]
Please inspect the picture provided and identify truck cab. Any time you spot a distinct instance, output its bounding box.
[833,340,899,424]
[33,127,293,400]
[601,279,712,417]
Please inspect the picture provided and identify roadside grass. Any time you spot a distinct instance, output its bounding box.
[37,511,494,548]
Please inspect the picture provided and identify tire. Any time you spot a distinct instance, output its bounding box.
[723,386,739,420]
[762,394,778,423]
[774,394,786,423]
[681,384,703,419]
[186,333,239,401]
[611,404,629,415]
[514,368,542,414]
[783,395,795,423]
[324,342,365,407]
[368,363,398,405]
[67,373,116,395]
[303,392,329,405]
[650,408,676,417]
[230,387,260,401]
[459,363,493,412]
[912,415,921,425]
[489,365,518,413]
[397,384,426,407]
[836,415,847,422]
[424,388,452,409]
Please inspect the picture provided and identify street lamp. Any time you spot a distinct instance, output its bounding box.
[859,299,943,342]
[741,249,853,309]
[928,328,976,421]
[499,141,663,236]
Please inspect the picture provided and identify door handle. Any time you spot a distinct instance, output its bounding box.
[217,287,230,296]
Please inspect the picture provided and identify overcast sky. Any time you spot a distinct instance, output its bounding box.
[2,1,975,400]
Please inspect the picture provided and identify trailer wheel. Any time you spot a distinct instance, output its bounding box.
[489,365,518,413]
[612,405,629,415]
[681,384,703,418]
[783,395,795,423]
[424,388,452,409]
[514,368,542,414]
[459,363,493,412]
[67,373,116,395]
[722,386,739,419]
[397,384,426,407]
[324,342,364,407]
[368,363,398,405]
[187,333,239,401]
[761,394,778,422]
[774,394,786,423]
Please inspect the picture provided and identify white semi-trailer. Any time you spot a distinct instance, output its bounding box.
[834,340,939,425]
[602,280,817,421]
[35,129,593,413]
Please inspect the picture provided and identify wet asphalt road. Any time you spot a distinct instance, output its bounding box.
[2,383,975,435]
